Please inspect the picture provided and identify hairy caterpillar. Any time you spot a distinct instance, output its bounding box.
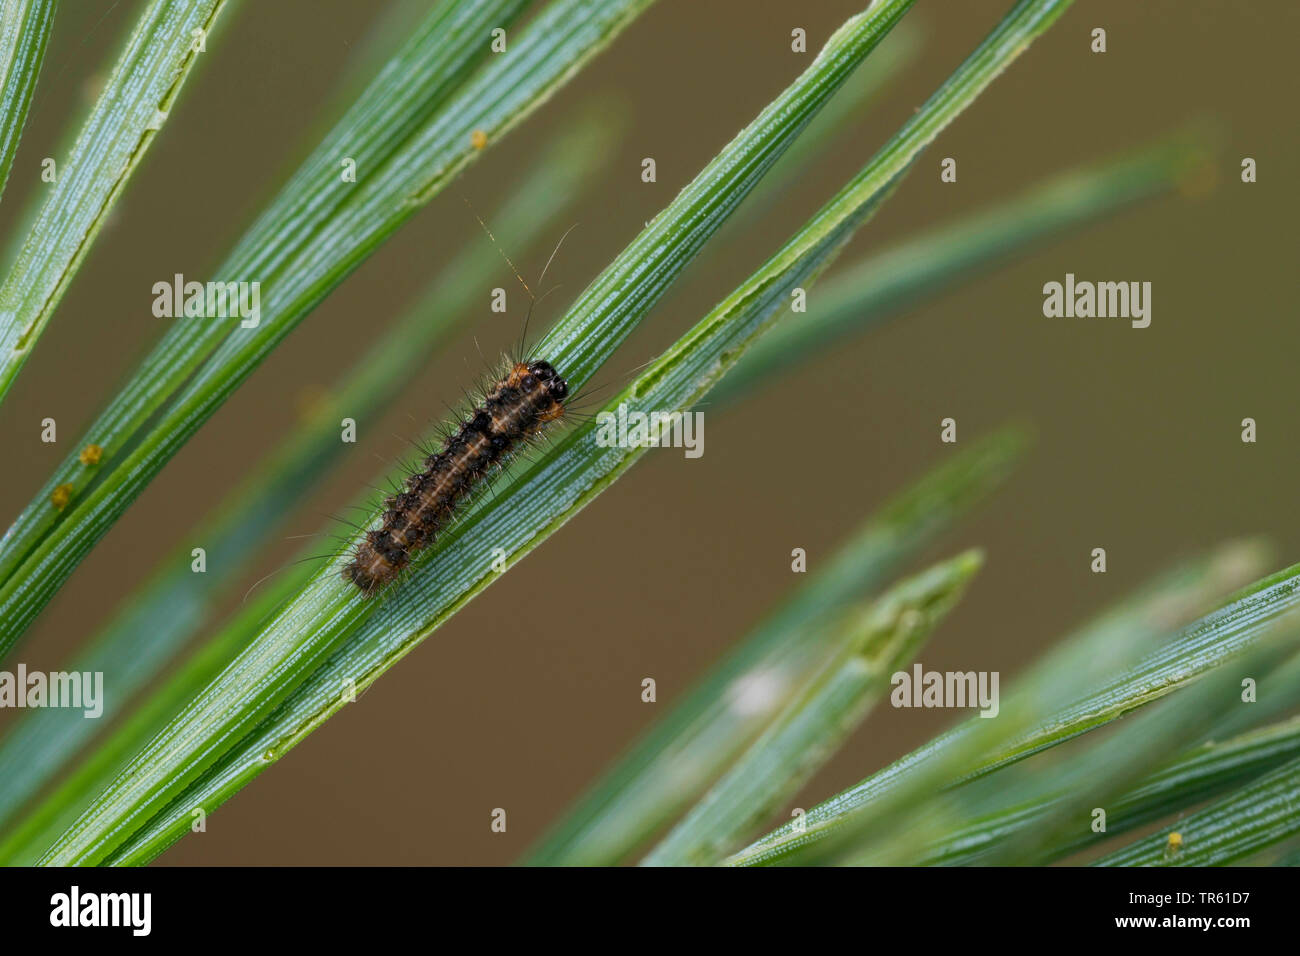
[341,203,580,597]
[343,357,569,596]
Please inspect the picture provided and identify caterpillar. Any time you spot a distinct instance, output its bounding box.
[343,357,569,596]
[339,201,580,597]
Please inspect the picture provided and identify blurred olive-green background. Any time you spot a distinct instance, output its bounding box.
[0,0,1295,864]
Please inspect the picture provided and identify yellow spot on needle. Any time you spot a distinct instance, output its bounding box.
[51,483,74,510]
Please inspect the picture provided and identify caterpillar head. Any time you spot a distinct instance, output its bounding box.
[526,359,568,400]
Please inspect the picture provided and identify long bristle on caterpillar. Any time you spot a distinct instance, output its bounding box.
[344,358,569,597]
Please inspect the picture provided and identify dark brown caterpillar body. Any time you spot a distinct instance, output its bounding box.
[345,358,568,596]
